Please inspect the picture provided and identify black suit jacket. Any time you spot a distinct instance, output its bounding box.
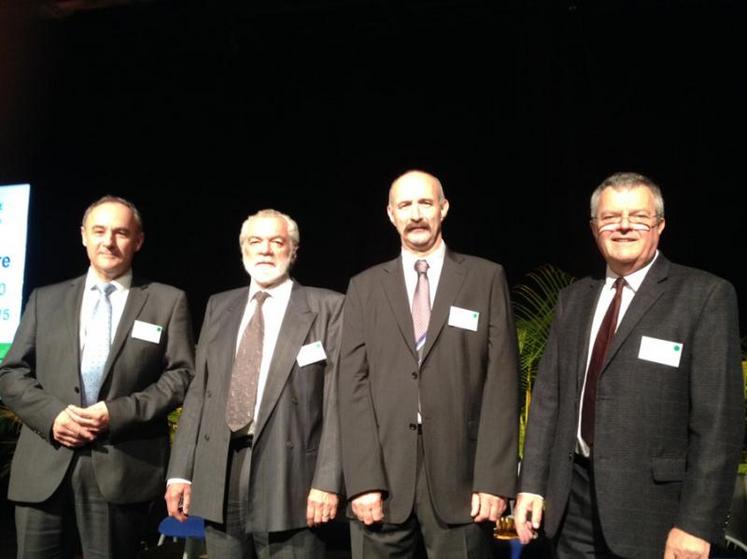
[520,255,744,558]
[167,282,344,531]
[338,250,520,524]
[0,275,195,504]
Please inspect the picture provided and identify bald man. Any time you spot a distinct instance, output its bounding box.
[338,170,520,558]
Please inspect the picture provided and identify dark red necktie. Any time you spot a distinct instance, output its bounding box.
[581,277,625,446]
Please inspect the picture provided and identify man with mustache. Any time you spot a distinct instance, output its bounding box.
[338,170,520,558]
[514,173,744,558]
[0,195,195,558]
[166,209,343,558]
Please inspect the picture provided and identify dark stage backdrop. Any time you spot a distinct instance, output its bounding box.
[1,0,745,335]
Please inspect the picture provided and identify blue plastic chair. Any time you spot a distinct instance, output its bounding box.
[157,515,206,559]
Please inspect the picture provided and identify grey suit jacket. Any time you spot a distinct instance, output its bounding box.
[0,275,195,504]
[167,281,344,531]
[520,254,744,558]
[338,250,520,524]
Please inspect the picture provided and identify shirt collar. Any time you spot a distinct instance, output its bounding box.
[249,276,293,301]
[605,250,659,293]
[401,241,447,272]
[84,267,132,292]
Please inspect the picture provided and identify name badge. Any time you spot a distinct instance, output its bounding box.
[297,341,327,367]
[448,306,479,332]
[131,320,163,344]
[638,335,683,368]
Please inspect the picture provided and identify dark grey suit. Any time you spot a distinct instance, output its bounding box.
[339,250,519,524]
[0,275,195,554]
[520,255,744,558]
[167,282,343,533]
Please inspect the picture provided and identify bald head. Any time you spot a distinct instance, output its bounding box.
[388,170,445,206]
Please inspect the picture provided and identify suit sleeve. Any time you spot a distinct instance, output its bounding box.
[674,279,744,541]
[167,295,214,480]
[518,294,564,496]
[0,290,67,442]
[106,290,195,437]
[338,278,389,499]
[472,265,520,497]
[310,294,344,494]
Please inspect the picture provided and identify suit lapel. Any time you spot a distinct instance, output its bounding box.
[601,256,670,371]
[65,277,86,375]
[253,283,315,441]
[382,257,418,360]
[574,278,604,393]
[212,288,250,389]
[421,250,465,363]
[102,279,149,381]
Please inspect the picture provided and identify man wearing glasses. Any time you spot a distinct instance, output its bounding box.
[515,172,743,559]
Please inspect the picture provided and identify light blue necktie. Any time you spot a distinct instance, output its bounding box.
[80,283,115,406]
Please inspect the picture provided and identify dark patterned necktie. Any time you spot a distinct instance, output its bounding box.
[581,277,625,446]
[226,291,270,431]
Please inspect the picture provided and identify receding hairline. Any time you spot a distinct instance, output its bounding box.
[81,195,144,232]
[239,208,300,249]
[388,170,445,205]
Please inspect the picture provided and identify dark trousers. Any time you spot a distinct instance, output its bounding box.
[205,440,325,559]
[554,456,624,559]
[350,433,493,559]
[14,451,149,559]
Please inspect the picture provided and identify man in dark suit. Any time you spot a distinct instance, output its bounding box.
[338,170,520,558]
[515,172,744,558]
[165,209,343,558]
[0,195,195,558]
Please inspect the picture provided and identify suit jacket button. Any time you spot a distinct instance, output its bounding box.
[568,452,573,461]
[286,440,294,448]
[206,390,212,398]
[291,397,299,405]
[74,386,80,394]
[409,423,417,431]
[411,372,418,379]
[204,434,210,441]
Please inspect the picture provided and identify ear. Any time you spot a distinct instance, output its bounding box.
[80,226,88,247]
[656,218,666,235]
[134,231,145,252]
[440,198,450,220]
[386,204,396,226]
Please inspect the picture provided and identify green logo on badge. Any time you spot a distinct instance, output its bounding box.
[673,344,681,352]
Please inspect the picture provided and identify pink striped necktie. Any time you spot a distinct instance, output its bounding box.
[412,259,431,361]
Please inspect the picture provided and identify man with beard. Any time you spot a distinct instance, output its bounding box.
[166,209,344,558]
[338,170,520,558]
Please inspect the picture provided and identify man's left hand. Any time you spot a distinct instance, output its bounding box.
[66,402,110,435]
[306,488,339,527]
[664,527,710,559]
[470,492,506,523]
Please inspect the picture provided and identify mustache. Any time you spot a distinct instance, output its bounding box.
[405,222,430,232]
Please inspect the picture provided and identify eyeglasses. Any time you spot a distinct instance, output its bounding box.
[591,213,661,233]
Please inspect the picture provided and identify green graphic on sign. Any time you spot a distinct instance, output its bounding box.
[0,343,10,363]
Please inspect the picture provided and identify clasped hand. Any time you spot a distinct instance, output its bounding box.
[52,402,110,447]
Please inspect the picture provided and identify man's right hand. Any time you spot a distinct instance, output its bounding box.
[52,409,96,448]
[351,491,384,525]
[514,492,544,544]
[165,483,192,522]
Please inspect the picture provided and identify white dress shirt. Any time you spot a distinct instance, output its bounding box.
[401,241,446,309]
[576,251,659,454]
[79,267,132,353]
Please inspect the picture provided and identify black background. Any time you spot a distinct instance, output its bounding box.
[2,0,745,335]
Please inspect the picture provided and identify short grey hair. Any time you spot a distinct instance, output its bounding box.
[239,208,300,250]
[590,172,665,219]
[82,195,144,232]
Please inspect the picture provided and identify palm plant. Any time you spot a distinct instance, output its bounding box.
[512,264,575,457]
